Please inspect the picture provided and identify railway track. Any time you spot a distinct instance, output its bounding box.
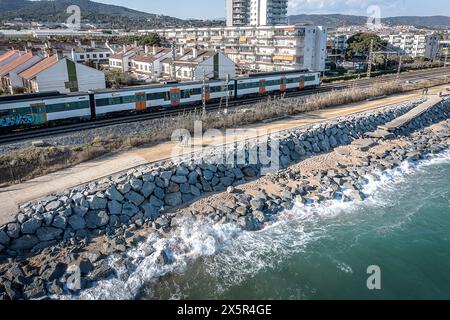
[0,67,448,145]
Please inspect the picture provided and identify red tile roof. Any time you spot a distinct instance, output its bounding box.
[19,55,59,80]
[0,50,18,64]
[0,52,37,77]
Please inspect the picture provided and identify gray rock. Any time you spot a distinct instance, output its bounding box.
[52,215,67,229]
[142,204,161,220]
[85,211,109,229]
[250,199,264,211]
[188,171,198,184]
[42,212,54,226]
[164,192,182,207]
[130,178,143,192]
[73,205,89,216]
[167,182,180,193]
[176,166,190,176]
[149,195,165,208]
[0,231,10,245]
[21,218,42,234]
[68,215,86,231]
[242,167,256,177]
[154,187,165,200]
[203,170,214,181]
[36,227,63,241]
[108,200,123,215]
[7,223,20,239]
[117,183,132,194]
[160,171,173,182]
[45,200,62,212]
[157,248,174,265]
[227,186,236,194]
[171,175,188,184]
[105,186,124,202]
[141,182,156,198]
[125,191,145,206]
[180,183,191,194]
[190,185,201,196]
[10,235,39,251]
[87,195,107,210]
[236,206,248,216]
[122,202,139,216]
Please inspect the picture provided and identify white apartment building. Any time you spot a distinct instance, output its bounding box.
[329,34,350,53]
[109,46,141,72]
[227,0,288,27]
[140,25,327,73]
[381,33,440,59]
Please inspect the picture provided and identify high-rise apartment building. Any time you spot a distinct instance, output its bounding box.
[227,0,288,27]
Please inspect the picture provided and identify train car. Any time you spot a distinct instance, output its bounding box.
[0,92,91,131]
[235,70,321,98]
[93,79,234,118]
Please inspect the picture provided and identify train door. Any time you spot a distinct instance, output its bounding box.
[30,102,47,125]
[170,88,181,106]
[135,92,146,112]
[202,85,210,103]
[299,76,305,90]
[259,79,266,94]
[280,77,287,92]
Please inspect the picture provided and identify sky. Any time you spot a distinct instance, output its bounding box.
[95,0,450,19]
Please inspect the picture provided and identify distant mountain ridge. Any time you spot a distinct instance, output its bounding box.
[0,0,223,29]
[288,14,450,29]
[1,1,448,30]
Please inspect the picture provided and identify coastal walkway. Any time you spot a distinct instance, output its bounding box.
[368,95,444,139]
[379,95,443,132]
[0,85,448,225]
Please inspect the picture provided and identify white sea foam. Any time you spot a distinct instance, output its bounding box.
[63,147,450,300]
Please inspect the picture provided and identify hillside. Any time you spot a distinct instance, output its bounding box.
[0,0,224,29]
[288,14,450,29]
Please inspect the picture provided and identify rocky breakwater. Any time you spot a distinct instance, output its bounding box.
[1,98,449,299]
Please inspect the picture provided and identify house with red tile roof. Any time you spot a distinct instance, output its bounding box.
[0,50,23,68]
[0,52,43,94]
[19,53,106,93]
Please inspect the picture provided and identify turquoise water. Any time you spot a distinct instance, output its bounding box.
[140,150,450,300]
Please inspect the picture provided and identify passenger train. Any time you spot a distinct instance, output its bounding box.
[0,69,321,132]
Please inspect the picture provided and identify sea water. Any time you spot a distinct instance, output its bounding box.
[74,149,450,300]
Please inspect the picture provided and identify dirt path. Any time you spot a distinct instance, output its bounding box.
[0,85,448,225]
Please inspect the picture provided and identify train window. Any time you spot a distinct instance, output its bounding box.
[189,88,202,95]
[122,95,137,104]
[147,92,166,100]
[228,84,234,90]
[180,90,190,99]
[109,97,122,105]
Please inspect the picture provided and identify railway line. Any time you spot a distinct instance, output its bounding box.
[0,67,448,145]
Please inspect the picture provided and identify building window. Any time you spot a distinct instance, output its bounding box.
[93,54,97,58]
[79,55,84,59]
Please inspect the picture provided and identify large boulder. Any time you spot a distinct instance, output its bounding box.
[125,191,145,206]
[122,202,139,217]
[164,192,182,207]
[10,235,39,251]
[36,227,63,241]
[21,218,42,234]
[85,211,110,229]
[68,215,86,231]
[105,186,124,202]
[108,200,123,215]
[87,195,107,210]
[141,182,156,198]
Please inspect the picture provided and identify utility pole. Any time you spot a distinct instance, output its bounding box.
[445,49,448,67]
[367,39,374,79]
[171,40,177,81]
[224,74,230,115]
[202,69,206,117]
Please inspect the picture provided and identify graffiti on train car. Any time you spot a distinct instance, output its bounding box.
[0,113,46,127]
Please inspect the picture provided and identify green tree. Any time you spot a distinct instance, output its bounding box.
[346,33,387,58]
